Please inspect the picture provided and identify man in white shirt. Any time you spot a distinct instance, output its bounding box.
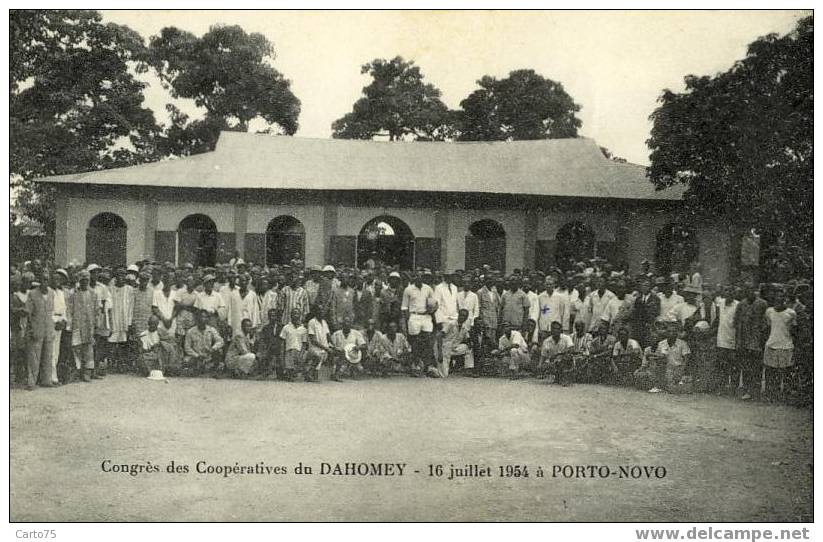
[401,274,437,376]
[539,321,575,384]
[432,273,458,364]
[195,275,227,325]
[714,286,739,394]
[456,277,480,327]
[583,277,616,332]
[537,277,569,342]
[657,278,684,322]
[50,269,69,385]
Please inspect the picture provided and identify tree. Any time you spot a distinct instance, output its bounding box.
[332,56,453,141]
[149,24,300,154]
[10,10,161,243]
[600,147,628,163]
[456,69,582,141]
[647,16,812,276]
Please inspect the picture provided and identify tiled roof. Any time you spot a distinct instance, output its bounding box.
[39,131,683,201]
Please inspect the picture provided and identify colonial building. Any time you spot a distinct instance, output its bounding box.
[41,131,735,282]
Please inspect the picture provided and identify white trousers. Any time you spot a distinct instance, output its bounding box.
[51,329,62,383]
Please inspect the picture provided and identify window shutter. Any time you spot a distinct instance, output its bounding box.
[329,236,357,267]
[535,240,556,272]
[414,237,441,271]
[216,233,236,265]
[155,231,176,265]
[245,233,266,267]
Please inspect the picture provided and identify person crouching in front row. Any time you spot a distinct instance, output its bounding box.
[184,310,225,376]
[492,323,530,378]
[279,308,307,381]
[635,324,691,393]
[225,318,257,378]
[538,321,575,385]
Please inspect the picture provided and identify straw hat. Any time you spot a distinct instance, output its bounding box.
[344,343,362,364]
[146,370,167,381]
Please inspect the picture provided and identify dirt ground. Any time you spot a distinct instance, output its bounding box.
[10,375,813,522]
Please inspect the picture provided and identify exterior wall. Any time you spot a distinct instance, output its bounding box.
[55,187,732,283]
[334,206,436,238]
[623,208,678,275]
[445,209,525,274]
[66,197,147,265]
[696,222,732,287]
[247,203,325,267]
[156,202,234,232]
[535,205,621,242]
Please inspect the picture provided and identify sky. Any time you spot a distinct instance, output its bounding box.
[101,10,808,165]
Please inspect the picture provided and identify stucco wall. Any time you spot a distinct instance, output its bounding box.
[66,197,147,264]
[444,209,526,274]
[247,204,325,267]
[535,205,621,242]
[156,202,234,232]
[334,206,436,238]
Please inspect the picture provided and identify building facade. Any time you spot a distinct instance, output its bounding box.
[42,132,734,283]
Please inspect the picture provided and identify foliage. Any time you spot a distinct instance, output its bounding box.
[10,9,161,238]
[647,17,813,266]
[456,69,582,141]
[149,24,300,153]
[332,57,452,141]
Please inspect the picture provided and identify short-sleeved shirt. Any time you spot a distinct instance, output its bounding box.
[501,290,530,327]
[765,307,796,350]
[152,288,177,321]
[402,284,434,314]
[612,338,642,357]
[331,328,366,351]
[541,334,574,360]
[196,290,225,315]
[280,323,307,351]
[307,317,330,348]
[656,338,691,366]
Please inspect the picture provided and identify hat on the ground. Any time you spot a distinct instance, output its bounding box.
[344,343,362,364]
[322,265,336,273]
[86,263,101,272]
[146,369,166,381]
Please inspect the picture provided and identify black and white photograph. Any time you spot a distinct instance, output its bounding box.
[7,7,814,531]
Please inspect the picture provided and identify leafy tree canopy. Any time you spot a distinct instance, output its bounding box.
[10,9,161,241]
[456,69,582,141]
[647,16,812,252]
[332,56,453,141]
[149,24,300,154]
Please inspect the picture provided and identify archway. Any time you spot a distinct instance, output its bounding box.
[86,212,127,268]
[656,223,699,276]
[266,216,305,267]
[555,221,595,271]
[358,215,415,270]
[178,214,218,267]
[465,219,506,272]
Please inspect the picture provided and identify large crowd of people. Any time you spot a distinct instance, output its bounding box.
[9,253,813,405]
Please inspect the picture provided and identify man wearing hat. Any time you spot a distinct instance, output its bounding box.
[657,277,684,323]
[67,270,98,381]
[24,270,56,389]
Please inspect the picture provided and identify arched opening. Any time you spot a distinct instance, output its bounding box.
[357,215,415,270]
[86,212,127,268]
[266,216,305,267]
[656,223,699,276]
[178,214,218,267]
[465,219,506,272]
[555,221,595,271]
